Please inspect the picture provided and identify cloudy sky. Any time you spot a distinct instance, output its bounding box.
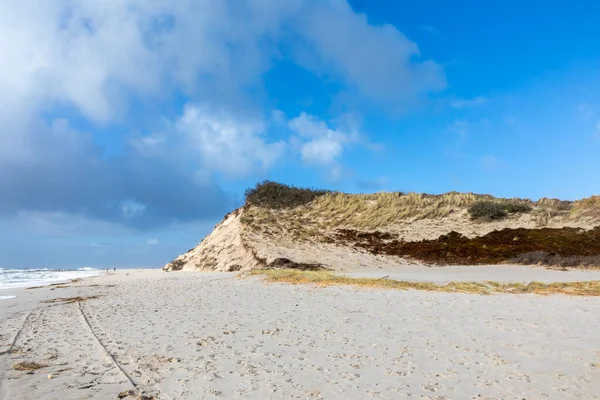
[1,0,599,268]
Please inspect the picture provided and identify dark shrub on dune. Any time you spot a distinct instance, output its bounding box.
[503,202,532,214]
[168,259,185,271]
[468,201,532,221]
[245,181,330,209]
[468,201,508,221]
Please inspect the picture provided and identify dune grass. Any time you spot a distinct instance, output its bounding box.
[571,196,600,219]
[240,185,600,246]
[299,192,485,228]
[250,270,600,296]
[243,191,595,233]
[241,181,600,230]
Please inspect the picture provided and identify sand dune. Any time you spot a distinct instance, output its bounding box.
[2,269,600,399]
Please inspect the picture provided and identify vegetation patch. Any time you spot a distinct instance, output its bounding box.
[167,259,185,271]
[264,258,329,271]
[241,183,598,236]
[227,264,243,272]
[251,270,600,296]
[245,180,330,209]
[571,196,600,219]
[468,200,532,221]
[335,226,600,266]
[13,361,47,371]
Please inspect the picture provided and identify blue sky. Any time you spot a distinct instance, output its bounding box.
[1,0,599,269]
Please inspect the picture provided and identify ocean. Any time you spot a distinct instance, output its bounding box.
[0,267,101,299]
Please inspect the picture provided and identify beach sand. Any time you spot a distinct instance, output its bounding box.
[1,268,600,399]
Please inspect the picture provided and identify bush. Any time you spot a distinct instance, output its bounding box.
[169,259,185,271]
[244,181,330,209]
[503,202,532,214]
[468,201,508,221]
[468,200,532,221]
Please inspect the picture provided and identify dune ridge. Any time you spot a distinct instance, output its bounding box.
[164,182,600,272]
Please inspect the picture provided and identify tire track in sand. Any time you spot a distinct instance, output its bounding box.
[78,300,173,400]
[2,301,133,399]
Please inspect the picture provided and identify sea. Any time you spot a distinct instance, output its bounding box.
[0,267,101,300]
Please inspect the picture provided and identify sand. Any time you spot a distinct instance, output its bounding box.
[1,268,600,399]
[342,264,600,283]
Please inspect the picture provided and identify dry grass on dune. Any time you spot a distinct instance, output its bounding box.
[250,270,600,296]
[239,182,600,247]
[243,191,600,235]
[571,196,600,219]
[297,192,485,228]
[243,191,488,234]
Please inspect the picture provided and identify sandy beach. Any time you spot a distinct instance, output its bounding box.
[1,268,600,399]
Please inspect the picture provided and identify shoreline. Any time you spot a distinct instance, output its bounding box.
[0,268,145,294]
[2,268,600,399]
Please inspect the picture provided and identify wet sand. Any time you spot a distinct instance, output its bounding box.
[1,268,600,399]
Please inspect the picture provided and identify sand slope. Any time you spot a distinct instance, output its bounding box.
[2,270,600,399]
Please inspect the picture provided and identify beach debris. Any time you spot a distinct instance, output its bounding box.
[13,361,47,371]
[117,390,157,400]
[196,336,218,347]
[261,328,281,336]
[79,383,95,389]
[27,278,86,290]
[41,295,102,304]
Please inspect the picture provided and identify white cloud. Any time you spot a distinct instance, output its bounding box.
[595,122,600,138]
[450,96,488,109]
[0,0,445,220]
[0,1,163,123]
[0,1,443,129]
[147,238,160,245]
[289,112,357,166]
[177,104,286,178]
[301,138,344,165]
[294,1,445,110]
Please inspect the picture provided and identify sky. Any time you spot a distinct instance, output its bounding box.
[1,0,599,269]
